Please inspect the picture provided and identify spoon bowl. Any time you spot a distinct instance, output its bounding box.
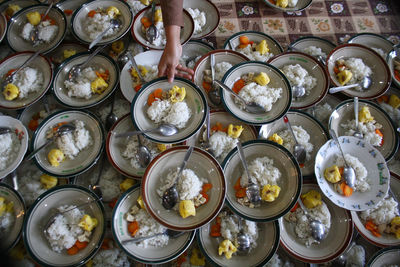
[292,85,306,98]
[329,76,372,94]
[136,134,151,168]
[283,116,306,165]
[297,198,327,241]
[113,123,178,138]
[145,2,159,44]
[121,228,184,244]
[236,217,251,253]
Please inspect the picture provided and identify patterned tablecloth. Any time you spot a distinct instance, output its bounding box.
[205,0,400,49]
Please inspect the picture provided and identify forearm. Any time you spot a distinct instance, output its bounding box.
[160,0,184,27]
[165,25,181,47]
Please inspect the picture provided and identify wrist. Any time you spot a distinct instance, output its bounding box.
[165,25,181,45]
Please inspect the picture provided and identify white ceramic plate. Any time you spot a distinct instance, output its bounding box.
[373,86,400,129]
[0,183,25,252]
[259,110,329,177]
[71,0,133,46]
[55,0,89,41]
[131,4,193,50]
[112,184,196,264]
[47,42,88,65]
[183,0,219,39]
[0,52,53,110]
[223,31,283,61]
[31,109,104,177]
[141,146,226,231]
[367,247,400,267]
[348,33,394,60]
[131,77,207,144]
[23,185,106,267]
[222,140,301,221]
[387,44,400,89]
[52,52,119,109]
[0,115,28,178]
[197,207,280,267]
[220,61,292,125]
[261,0,312,12]
[268,51,329,109]
[280,182,353,263]
[289,35,336,61]
[0,0,40,20]
[120,50,163,103]
[19,94,65,139]
[181,39,214,68]
[326,43,391,100]
[328,99,399,161]
[185,109,258,163]
[351,172,400,248]
[192,49,249,109]
[6,4,67,54]
[315,136,390,211]
[106,113,170,179]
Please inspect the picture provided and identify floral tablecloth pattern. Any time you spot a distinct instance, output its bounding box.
[206,0,400,49]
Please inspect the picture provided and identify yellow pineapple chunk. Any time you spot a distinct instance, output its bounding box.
[5,5,21,17]
[388,94,400,109]
[26,11,41,26]
[40,174,58,189]
[48,149,65,167]
[157,143,167,152]
[0,197,5,216]
[190,247,205,266]
[390,216,400,239]
[140,0,151,5]
[261,184,281,202]
[3,83,19,101]
[154,9,162,23]
[276,0,289,8]
[324,165,341,183]
[6,201,13,213]
[169,86,186,102]
[179,200,196,218]
[91,77,108,94]
[63,49,76,59]
[253,72,270,86]
[218,239,237,259]
[106,6,120,18]
[268,133,283,145]
[301,190,322,209]
[120,178,135,192]
[111,40,124,53]
[78,214,98,231]
[130,65,148,78]
[256,40,269,56]
[137,195,145,209]
[337,70,353,85]
[359,106,374,123]
[227,124,244,139]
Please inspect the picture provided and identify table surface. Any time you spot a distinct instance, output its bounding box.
[205,0,400,49]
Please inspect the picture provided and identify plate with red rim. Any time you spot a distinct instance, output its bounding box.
[279,182,353,264]
[184,109,258,163]
[131,4,194,50]
[106,113,171,179]
[259,109,329,178]
[112,183,196,264]
[141,146,226,231]
[351,172,400,248]
[326,43,391,100]
[0,52,53,110]
[268,51,329,110]
[192,49,249,109]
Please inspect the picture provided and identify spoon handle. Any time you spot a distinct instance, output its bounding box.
[127,51,146,83]
[210,54,215,82]
[90,23,114,49]
[122,232,165,244]
[150,1,156,24]
[9,50,42,79]
[206,106,210,142]
[92,155,106,187]
[283,116,299,145]
[113,128,153,138]
[175,146,194,183]
[42,0,55,21]
[81,45,107,68]
[213,80,248,105]
[25,137,54,161]
[354,97,359,129]
[236,142,252,186]
[329,83,359,94]
[329,129,348,167]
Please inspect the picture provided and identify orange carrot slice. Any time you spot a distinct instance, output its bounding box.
[64,9,73,16]
[128,221,139,236]
[202,81,212,92]
[67,246,79,255]
[141,17,151,28]
[88,10,96,18]
[239,35,250,45]
[233,78,246,94]
[75,240,88,250]
[134,84,142,92]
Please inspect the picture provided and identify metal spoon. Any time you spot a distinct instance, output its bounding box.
[68,44,107,82]
[126,51,146,85]
[121,229,184,244]
[199,107,212,155]
[329,129,356,188]
[1,50,42,89]
[283,116,306,165]
[0,127,12,135]
[236,217,250,253]
[89,18,122,49]
[113,123,178,138]
[146,1,159,44]
[208,54,221,106]
[213,80,266,114]
[105,93,118,131]
[25,124,76,161]
[297,197,326,242]
[162,146,194,210]
[329,76,372,94]
[30,0,55,46]
[236,142,261,207]
[43,188,102,234]
[353,97,363,139]
[292,85,306,98]
[136,134,151,168]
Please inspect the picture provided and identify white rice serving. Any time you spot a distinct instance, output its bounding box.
[237,82,282,112]
[18,163,50,206]
[281,64,317,97]
[64,67,107,99]
[334,153,369,192]
[360,197,399,225]
[122,136,161,169]
[277,125,314,161]
[301,46,327,59]
[341,119,383,147]
[208,131,238,161]
[21,20,58,43]
[215,62,233,81]
[265,253,295,267]
[85,12,120,40]
[240,156,281,188]
[236,43,274,62]
[186,8,206,35]
[147,99,192,129]
[0,131,21,171]
[336,58,372,91]
[10,67,44,99]
[91,246,130,267]
[126,0,147,16]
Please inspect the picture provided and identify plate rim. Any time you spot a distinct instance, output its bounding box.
[222,30,283,52]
